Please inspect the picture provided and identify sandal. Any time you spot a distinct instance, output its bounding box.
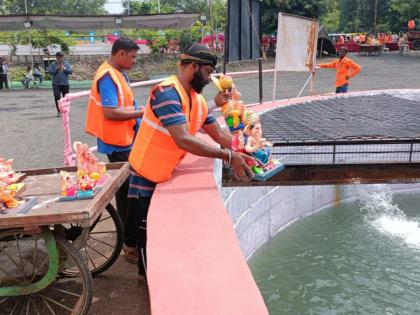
[123,245,139,264]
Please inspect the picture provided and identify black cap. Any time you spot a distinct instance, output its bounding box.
[180,43,217,69]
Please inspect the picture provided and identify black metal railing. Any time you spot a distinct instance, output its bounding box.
[271,139,420,165]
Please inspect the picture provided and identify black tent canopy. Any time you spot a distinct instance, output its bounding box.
[317,26,336,56]
[0,13,198,31]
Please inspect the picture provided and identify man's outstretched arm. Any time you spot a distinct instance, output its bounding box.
[167,123,254,181]
[202,121,232,149]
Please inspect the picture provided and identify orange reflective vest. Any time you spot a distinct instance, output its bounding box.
[85,61,136,146]
[129,76,208,183]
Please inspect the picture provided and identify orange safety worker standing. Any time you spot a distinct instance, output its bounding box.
[316,46,361,93]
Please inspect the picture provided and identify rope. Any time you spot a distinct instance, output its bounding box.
[242,0,266,59]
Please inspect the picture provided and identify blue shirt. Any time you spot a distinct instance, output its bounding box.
[96,72,140,155]
[128,85,216,198]
[48,61,72,85]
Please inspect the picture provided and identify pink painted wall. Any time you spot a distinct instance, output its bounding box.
[147,138,269,315]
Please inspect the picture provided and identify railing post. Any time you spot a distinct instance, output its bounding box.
[409,142,414,162]
[332,144,336,164]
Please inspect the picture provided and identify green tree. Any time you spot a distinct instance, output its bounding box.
[320,0,340,32]
[390,0,420,30]
[261,0,328,35]
[123,0,205,15]
[2,0,107,15]
[337,0,401,33]
[123,0,226,31]
[123,0,171,14]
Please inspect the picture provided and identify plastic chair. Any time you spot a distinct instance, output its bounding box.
[399,44,409,55]
[33,75,43,87]
[21,77,33,89]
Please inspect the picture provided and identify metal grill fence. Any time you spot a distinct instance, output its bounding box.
[271,139,420,165]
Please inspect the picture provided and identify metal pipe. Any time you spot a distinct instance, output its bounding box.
[258,58,263,103]
[24,0,34,70]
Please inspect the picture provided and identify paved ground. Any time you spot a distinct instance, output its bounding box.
[1,52,420,314]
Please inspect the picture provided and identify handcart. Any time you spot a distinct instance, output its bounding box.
[0,162,129,315]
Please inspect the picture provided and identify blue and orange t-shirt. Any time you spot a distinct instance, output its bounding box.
[127,85,216,198]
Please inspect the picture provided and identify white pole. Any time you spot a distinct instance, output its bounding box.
[297,72,313,98]
[310,70,315,95]
[272,70,277,102]
[24,0,34,69]
[158,0,161,13]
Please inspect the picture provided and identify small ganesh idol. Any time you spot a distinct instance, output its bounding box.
[0,181,21,209]
[60,171,77,198]
[211,74,248,133]
[244,122,273,173]
[231,111,285,181]
[73,141,107,184]
[0,158,23,185]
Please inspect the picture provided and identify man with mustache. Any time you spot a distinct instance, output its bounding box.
[127,43,255,280]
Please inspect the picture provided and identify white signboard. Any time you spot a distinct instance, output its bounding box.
[275,13,319,72]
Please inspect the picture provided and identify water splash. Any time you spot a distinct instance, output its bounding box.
[357,185,420,247]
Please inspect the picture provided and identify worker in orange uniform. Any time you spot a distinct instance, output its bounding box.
[85,38,144,264]
[408,19,415,30]
[316,46,361,93]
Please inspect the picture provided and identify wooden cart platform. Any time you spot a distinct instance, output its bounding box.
[0,162,129,229]
[0,162,129,315]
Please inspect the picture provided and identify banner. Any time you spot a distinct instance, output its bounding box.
[275,13,318,72]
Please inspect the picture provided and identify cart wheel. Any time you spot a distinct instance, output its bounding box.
[64,204,124,277]
[0,230,93,315]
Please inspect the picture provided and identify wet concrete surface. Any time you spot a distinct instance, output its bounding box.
[0,53,420,314]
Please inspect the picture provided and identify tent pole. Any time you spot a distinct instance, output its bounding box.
[258,58,263,103]
[319,38,324,58]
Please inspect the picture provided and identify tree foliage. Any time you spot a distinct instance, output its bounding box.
[122,0,226,31]
[1,0,107,15]
[260,0,417,34]
[1,0,418,44]
[390,0,420,28]
[261,0,328,34]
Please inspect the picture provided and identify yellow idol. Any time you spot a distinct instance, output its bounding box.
[219,75,233,90]
[90,172,101,181]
